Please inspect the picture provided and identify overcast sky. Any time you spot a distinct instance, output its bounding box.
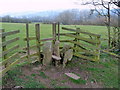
[0,0,114,15]
[0,0,94,15]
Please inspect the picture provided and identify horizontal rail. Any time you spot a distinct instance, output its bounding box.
[24,37,36,41]
[23,44,43,50]
[0,53,19,65]
[0,45,19,57]
[0,37,19,47]
[72,47,98,56]
[60,40,98,49]
[63,34,100,45]
[62,27,101,37]
[0,30,20,37]
[40,38,54,42]
[0,52,39,76]
[73,53,95,61]
[56,33,76,36]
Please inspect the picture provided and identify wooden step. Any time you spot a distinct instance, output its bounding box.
[65,73,80,80]
[52,55,61,60]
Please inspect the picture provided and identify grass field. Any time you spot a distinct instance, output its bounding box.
[0,22,118,88]
[1,22,109,48]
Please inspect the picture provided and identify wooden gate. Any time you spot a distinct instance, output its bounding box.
[56,26,101,61]
[0,29,20,76]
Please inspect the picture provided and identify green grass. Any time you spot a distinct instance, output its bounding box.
[1,22,118,88]
[1,22,109,48]
[39,71,48,79]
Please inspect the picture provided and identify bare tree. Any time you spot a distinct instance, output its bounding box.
[74,0,120,50]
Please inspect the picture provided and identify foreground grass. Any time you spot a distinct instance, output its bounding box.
[2,53,118,88]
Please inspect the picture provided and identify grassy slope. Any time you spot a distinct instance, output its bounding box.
[1,22,118,88]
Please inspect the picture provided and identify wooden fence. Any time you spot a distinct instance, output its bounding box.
[55,26,101,61]
[0,22,101,76]
[0,29,20,76]
[23,23,55,64]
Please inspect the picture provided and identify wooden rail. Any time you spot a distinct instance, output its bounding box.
[62,27,101,37]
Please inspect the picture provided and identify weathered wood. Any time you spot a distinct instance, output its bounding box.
[65,73,80,80]
[64,33,100,45]
[58,22,60,40]
[102,50,120,58]
[56,33,76,35]
[2,29,7,59]
[1,45,19,57]
[35,24,41,63]
[52,55,61,60]
[72,47,98,56]
[73,53,95,61]
[61,40,98,49]
[26,23,30,63]
[24,37,36,41]
[62,27,101,37]
[95,36,101,61]
[0,58,20,76]
[52,22,57,43]
[74,28,80,53]
[2,29,7,67]
[0,30,20,37]
[0,37,19,47]
[0,52,18,65]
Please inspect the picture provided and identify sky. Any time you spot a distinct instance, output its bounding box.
[0,0,93,15]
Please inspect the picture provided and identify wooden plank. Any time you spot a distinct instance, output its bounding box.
[102,50,120,58]
[0,37,19,47]
[35,24,41,63]
[56,33,76,35]
[0,58,20,76]
[0,45,19,57]
[64,33,100,45]
[73,53,95,61]
[72,47,98,56]
[58,22,60,40]
[24,37,36,41]
[52,55,61,60]
[0,53,18,65]
[61,40,98,49]
[26,23,30,63]
[40,38,54,42]
[65,73,80,80]
[62,27,101,37]
[0,30,20,37]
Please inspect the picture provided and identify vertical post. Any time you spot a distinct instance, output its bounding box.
[26,23,30,63]
[58,22,60,41]
[35,24,41,63]
[118,9,120,50]
[107,2,111,49]
[54,23,57,41]
[2,29,7,67]
[73,28,80,53]
[52,22,56,44]
[95,36,101,61]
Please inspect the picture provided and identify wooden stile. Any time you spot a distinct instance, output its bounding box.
[35,24,41,63]
[26,23,31,63]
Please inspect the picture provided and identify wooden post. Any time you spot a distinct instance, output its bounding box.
[73,28,80,53]
[52,22,56,44]
[2,29,7,67]
[26,23,31,63]
[95,36,101,61]
[58,22,60,41]
[35,24,41,63]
